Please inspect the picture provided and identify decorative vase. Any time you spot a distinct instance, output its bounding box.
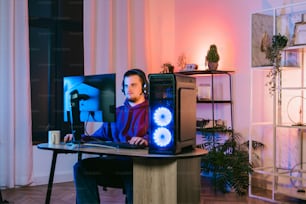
[208,62,218,70]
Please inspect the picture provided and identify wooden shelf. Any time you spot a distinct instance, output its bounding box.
[196,127,232,133]
[177,70,234,75]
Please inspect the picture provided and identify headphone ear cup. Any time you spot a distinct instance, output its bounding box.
[143,83,147,94]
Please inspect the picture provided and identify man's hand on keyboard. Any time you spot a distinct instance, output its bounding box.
[129,137,148,146]
[64,134,73,143]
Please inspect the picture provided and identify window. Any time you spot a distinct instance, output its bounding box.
[29,0,84,144]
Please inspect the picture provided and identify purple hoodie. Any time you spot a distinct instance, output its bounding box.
[91,99,149,142]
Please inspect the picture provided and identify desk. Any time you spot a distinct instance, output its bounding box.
[37,143,207,204]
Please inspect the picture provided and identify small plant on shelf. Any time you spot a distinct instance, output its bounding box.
[206,44,220,70]
[160,63,174,73]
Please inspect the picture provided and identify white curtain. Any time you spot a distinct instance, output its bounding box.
[83,0,176,103]
[0,0,33,188]
[83,0,151,133]
[84,0,149,105]
[84,0,150,73]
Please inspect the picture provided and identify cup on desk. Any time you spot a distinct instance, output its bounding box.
[48,130,61,145]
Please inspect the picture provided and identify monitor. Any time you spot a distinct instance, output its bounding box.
[63,73,116,141]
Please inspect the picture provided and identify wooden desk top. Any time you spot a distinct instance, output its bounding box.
[37,143,207,159]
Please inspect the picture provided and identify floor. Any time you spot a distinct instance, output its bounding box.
[1,176,306,204]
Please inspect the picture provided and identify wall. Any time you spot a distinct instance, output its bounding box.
[173,0,306,138]
[32,0,306,186]
[173,0,256,139]
[32,146,75,185]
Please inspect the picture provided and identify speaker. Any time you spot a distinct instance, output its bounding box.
[148,73,197,154]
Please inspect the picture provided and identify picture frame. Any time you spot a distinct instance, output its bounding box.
[293,22,306,45]
[251,13,274,67]
[281,49,300,67]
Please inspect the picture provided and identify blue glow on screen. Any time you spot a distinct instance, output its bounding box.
[63,74,116,123]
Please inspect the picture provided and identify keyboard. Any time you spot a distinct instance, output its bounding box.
[83,141,147,149]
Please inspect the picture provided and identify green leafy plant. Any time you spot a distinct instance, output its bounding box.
[242,140,265,167]
[264,33,288,95]
[206,44,220,63]
[161,63,174,73]
[200,132,253,195]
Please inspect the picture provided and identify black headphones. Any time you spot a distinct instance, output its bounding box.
[121,68,149,96]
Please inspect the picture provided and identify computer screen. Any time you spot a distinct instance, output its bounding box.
[63,73,116,141]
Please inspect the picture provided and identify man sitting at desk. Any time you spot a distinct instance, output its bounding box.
[64,68,149,204]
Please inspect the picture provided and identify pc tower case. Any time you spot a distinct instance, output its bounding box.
[148,73,196,154]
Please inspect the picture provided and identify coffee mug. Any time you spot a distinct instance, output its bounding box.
[48,130,61,145]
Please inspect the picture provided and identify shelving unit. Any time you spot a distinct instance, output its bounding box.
[250,2,306,202]
[179,70,234,149]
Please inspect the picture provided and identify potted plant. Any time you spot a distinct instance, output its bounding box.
[161,63,174,73]
[264,33,288,95]
[200,131,253,195]
[206,44,220,70]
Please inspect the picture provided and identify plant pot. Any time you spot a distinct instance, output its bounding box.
[208,62,218,70]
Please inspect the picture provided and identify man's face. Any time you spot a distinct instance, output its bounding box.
[123,75,144,102]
